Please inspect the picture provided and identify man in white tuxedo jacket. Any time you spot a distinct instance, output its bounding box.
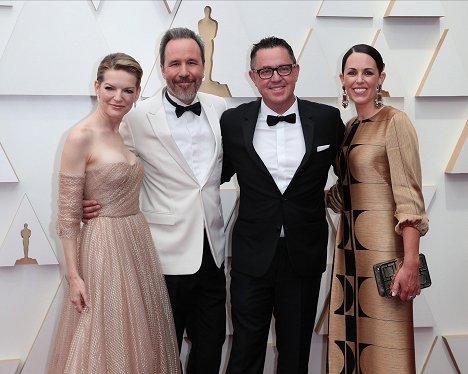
[84,28,227,374]
[121,89,226,277]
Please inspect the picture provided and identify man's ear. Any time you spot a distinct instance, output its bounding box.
[294,63,300,81]
[248,69,256,84]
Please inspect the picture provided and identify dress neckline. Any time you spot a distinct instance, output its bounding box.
[85,158,140,174]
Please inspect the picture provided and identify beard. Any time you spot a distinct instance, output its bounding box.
[167,77,202,103]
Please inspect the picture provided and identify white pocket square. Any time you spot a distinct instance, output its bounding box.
[317,144,330,152]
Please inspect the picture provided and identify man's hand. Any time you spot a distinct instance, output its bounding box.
[82,199,101,223]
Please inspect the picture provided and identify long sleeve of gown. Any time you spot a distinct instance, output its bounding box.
[56,173,85,240]
[386,111,429,236]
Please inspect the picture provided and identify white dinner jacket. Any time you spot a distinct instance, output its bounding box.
[120,89,227,275]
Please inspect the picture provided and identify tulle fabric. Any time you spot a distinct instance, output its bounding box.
[49,161,180,374]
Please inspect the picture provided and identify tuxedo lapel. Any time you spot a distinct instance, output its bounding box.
[199,96,221,187]
[282,99,316,193]
[296,98,315,172]
[146,91,198,183]
[241,100,272,178]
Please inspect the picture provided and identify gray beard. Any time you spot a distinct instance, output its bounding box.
[167,79,202,103]
[174,90,197,102]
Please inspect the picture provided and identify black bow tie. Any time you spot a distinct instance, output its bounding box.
[165,90,201,118]
[266,113,296,126]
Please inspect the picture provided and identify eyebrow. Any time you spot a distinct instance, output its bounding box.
[257,64,291,69]
[103,83,136,89]
[346,67,375,70]
[167,57,201,64]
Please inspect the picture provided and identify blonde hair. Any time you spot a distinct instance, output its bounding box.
[96,53,143,87]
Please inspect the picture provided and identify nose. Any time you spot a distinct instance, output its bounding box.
[270,69,282,81]
[356,73,364,83]
[114,90,123,101]
[178,63,189,76]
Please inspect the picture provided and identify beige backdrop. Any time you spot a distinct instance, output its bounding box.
[0,1,467,373]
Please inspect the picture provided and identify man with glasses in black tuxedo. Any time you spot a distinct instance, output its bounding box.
[221,37,345,373]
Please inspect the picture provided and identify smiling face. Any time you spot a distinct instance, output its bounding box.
[161,38,204,105]
[340,52,386,112]
[249,46,299,114]
[94,69,140,120]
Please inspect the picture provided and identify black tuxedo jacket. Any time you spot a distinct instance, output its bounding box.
[221,98,344,278]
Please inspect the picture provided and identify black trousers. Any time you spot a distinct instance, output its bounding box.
[164,232,226,374]
[227,238,322,374]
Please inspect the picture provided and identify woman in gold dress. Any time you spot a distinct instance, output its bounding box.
[49,53,180,374]
[327,44,429,373]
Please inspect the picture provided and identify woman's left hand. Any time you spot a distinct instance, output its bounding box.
[391,259,421,302]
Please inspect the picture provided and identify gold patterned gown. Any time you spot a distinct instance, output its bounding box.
[49,160,180,374]
[327,106,429,374]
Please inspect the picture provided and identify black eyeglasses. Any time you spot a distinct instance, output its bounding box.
[253,64,296,80]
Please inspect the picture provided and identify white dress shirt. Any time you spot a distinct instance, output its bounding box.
[164,90,215,184]
[253,99,305,194]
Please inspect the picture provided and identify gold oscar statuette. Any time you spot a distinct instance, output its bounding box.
[198,6,231,97]
[15,223,38,265]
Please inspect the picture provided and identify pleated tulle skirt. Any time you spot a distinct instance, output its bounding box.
[49,212,180,374]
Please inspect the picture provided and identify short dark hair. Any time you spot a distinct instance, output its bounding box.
[159,27,205,66]
[250,36,296,69]
[341,44,385,74]
[96,53,143,87]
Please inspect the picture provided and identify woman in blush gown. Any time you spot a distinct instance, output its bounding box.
[327,44,429,374]
[49,53,180,374]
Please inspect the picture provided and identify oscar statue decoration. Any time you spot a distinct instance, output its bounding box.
[198,6,231,97]
[15,223,38,265]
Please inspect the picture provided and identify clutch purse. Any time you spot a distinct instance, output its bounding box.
[373,253,431,297]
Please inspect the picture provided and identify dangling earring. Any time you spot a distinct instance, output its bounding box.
[341,86,349,109]
[133,101,137,108]
[374,84,383,108]
[97,95,100,102]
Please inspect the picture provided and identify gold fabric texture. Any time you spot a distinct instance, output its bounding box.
[50,161,180,374]
[327,107,428,374]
